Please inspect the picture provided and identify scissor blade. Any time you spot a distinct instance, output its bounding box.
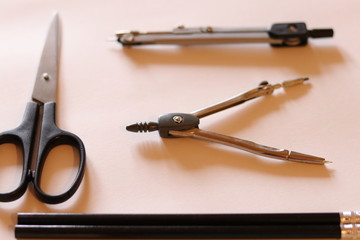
[32,13,60,104]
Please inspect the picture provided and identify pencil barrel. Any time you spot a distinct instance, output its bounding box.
[17,213,340,226]
[15,224,341,239]
[15,213,343,239]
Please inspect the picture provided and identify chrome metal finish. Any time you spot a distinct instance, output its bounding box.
[116,23,333,47]
[169,128,327,164]
[127,77,327,164]
[119,32,281,45]
[32,12,60,104]
[168,77,327,164]
[341,224,360,239]
[172,26,269,34]
[172,115,183,124]
[42,73,50,81]
[122,33,135,43]
[341,212,360,225]
[191,77,309,119]
[116,26,283,45]
[340,212,360,239]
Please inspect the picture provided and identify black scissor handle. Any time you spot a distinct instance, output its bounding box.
[32,102,86,204]
[0,102,39,202]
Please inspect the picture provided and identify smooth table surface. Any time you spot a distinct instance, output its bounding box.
[0,0,359,239]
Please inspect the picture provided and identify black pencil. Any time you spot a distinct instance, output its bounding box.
[17,212,342,225]
[15,224,341,239]
[15,211,360,239]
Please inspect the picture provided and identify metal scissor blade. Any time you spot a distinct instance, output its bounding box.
[32,13,61,104]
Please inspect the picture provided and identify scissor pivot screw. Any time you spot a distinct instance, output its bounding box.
[42,73,50,81]
[172,115,183,124]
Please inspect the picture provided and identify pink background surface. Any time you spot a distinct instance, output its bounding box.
[0,0,359,239]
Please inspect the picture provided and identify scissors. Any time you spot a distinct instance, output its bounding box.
[127,78,327,164]
[0,13,86,204]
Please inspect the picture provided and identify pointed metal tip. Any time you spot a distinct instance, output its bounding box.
[51,11,60,22]
[288,151,327,164]
[282,77,310,88]
[48,12,61,34]
[31,10,61,104]
[47,12,60,38]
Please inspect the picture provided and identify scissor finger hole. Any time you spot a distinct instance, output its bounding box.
[0,142,23,193]
[38,144,80,196]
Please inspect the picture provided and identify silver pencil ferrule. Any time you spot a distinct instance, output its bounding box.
[341,212,360,239]
[341,224,360,239]
[341,212,360,224]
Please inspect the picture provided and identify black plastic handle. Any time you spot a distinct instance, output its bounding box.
[32,102,86,204]
[0,102,39,202]
[269,22,334,47]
